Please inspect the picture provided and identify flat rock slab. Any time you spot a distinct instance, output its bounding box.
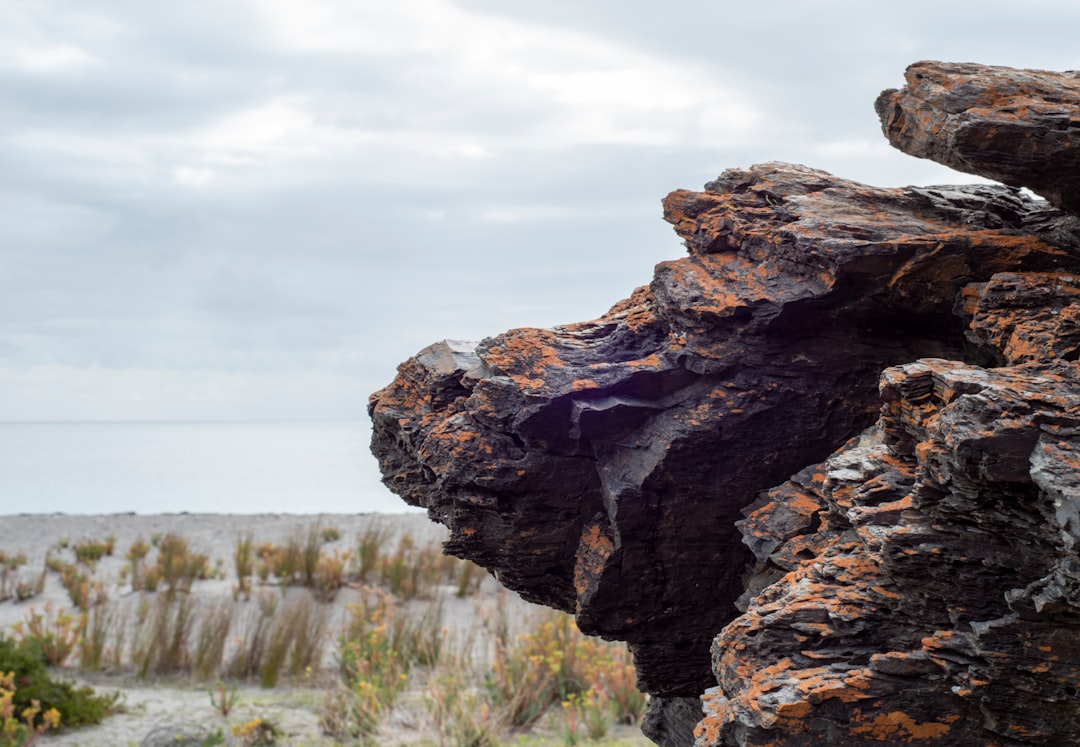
[877,61,1080,214]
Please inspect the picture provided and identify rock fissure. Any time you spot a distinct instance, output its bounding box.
[369,61,1080,745]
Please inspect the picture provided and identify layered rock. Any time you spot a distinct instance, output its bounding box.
[701,359,1080,745]
[877,61,1080,214]
[370,61,1080,746]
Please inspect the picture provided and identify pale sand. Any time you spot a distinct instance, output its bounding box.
[0,512,621,746]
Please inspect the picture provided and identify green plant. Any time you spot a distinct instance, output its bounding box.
[0,552,28,604]
[273,543,301,586]
[0,635,117,729]
[12,603,82,667]
[126,539,150,591]
[77,604,118,672]
[154,534,209,598]
[320,526,342,543]
[233,534,254,601]
[302,526,322,588]
[232,717,279,746]
[374,533,451,600]
[228,602,273,682]
[209,678,239,717]
[482,607,646,732]
[72,538,112,565]
[194,600,234,681]
[51,561,95,611]
[560,694,581,747]
[254,542,275,583]
[354,522,391,583]
[328,586,444,737]
[314,549,351,602]
[425,665,501,747]
[258,595,329,688]
[562,689,614,742]
[486,611,584,728]
[456,559,482,598]
[200,728,227,747]
[0,670,61,747]
[131,595,196,677]
[589,654,645,726]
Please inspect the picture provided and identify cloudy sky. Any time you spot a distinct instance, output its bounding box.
[3,0,1077,422]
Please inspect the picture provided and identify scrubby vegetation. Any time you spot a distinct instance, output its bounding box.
[0,634,117,731]
[0,521,648,745]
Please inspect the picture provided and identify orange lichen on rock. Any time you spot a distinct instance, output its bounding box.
[371,64,1080,746]
[574,522,615,602]
[848,710,956,741]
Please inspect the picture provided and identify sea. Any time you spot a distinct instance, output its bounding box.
[0,421,417,516]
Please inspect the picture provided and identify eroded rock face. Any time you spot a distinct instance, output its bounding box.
[877,61,1080,214]
[700,359,1080,746]
[370,61,1080,746]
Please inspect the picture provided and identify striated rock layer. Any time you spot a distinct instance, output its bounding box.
[877,61,1080,214]
[370,61,1080,746]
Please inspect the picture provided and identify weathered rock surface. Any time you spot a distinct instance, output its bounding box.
[370,61,1080,746]
[877,61,1080,214]
[700,359,1080,745]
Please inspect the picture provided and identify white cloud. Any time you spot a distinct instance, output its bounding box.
[5,42,99,72]
[173,166,215,187]
[249,0,761,149]
[193,98,317,159]
[477,205,573,223]
[0,366,373,421]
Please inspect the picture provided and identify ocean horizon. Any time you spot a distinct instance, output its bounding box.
[0,420,418,516]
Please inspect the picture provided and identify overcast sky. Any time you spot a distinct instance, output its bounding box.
[3,0,1078,421]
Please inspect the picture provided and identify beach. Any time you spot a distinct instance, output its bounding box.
[0,513,650,746]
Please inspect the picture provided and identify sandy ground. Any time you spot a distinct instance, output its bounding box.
[0,512,610,747]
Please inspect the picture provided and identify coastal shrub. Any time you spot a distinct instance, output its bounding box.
[209,677,239,717]
[153,534,209,598]
[261,541,302,587]
[258,594,329,688]
[231,717,279,746]
[313,549,351,602]
[581,644,646,725]
[193,600,234,681]
[0,670,61,747]
[131,595,196,677]
[456,558,484,598]
[52,561,96,611]
[77,603,119,672]
[253,542,276,583]
[0,552,27,603]
[487,611,584,728]
[378,533,449,600]
[72,536,114,565]
[125,539,150,590]
[485,609,646,731]
[354,522,391,583]
[328,587,446,736]
[233,534,254,601]
[227,600,273,682]
[424,664,501,747]
[12,602,82,667]
[561,688,615,742]
[0,553,43,605]
[301,526,322,589]
[0,635,117,729]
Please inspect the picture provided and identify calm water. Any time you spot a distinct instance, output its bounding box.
[0,421,416,515]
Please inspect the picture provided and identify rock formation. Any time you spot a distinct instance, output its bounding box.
[369,61,1080,745]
